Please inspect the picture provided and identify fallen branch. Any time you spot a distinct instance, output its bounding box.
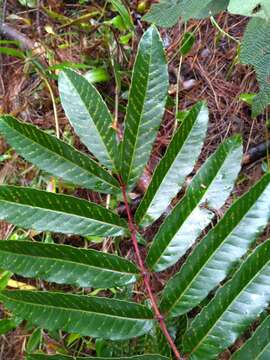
[0,22,45,55]
[243,141,270,165]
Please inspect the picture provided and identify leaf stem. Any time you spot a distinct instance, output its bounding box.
[210,16,240,45]
[119,177,183,360]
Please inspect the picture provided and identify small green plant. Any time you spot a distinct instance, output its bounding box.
[0,25,270,360]
[144,0,270,117]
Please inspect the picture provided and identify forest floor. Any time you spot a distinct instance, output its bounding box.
[0,1,269,359]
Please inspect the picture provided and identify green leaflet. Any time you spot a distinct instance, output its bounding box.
[160,174,270,317]
[94,322,173,357]
[0,115,119,194]
[195,0,229,18]
[143,0,182,28]
[0,47,25,59]
[58,68,118,169]
[0,241,139,288]
[0,317,21,335]
[228,0,270,20]
[143,0,229,27]
[180,32,196,56]
[95,336,147,357]
[26,327,42,354]
[183,240,270,360]
[0,291,154,340]
[110,0,134,31]
[231,314,270,360]
[26,355,169,360]
[144,325,173,357]
[0,186,127,237]
[240,17,270,116]
[120,26,168,187]
[135,102,208,226]
[146,135,243,272]
[18,0,37,8]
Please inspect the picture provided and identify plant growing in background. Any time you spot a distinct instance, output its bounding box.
[144,0,270,117]
[0,25,269,360]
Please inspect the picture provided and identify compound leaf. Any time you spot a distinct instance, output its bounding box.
[0,186,126,237]
[59,68,118,169]
[183,240,270,359]
[120,26,168,187]
[231,314,270,360]
[0,115,119,194]
[160,173,270,317]
[0,241,138,288]
[135,102,208,226]
[0,291,154,340]
[146,136,242,272]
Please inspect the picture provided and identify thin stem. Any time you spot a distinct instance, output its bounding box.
[174,54,182,130]
[118,177,183,360]
[42,76,60,139]
[174,21,185,130]
[265,107,270,170]
[210,16,240,45]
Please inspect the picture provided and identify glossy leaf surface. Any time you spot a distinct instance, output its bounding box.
[146,136,242,272]
[0,115,119,193]
[0,241,138,288]
[183,240,270,359]
[0,291,154,340]
[59,68,117,169]
[0,186,126,237]
[120,26,168,187]
[232,314,270,360]
[135,102,208,225]
[160,173,270,316]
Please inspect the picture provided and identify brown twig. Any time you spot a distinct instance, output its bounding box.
[0,23,45,59]
[243,140,270,165]
[0,23,35,51]
[36,0,42,37]
[1,0,7,23]
[118,176,183,360]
